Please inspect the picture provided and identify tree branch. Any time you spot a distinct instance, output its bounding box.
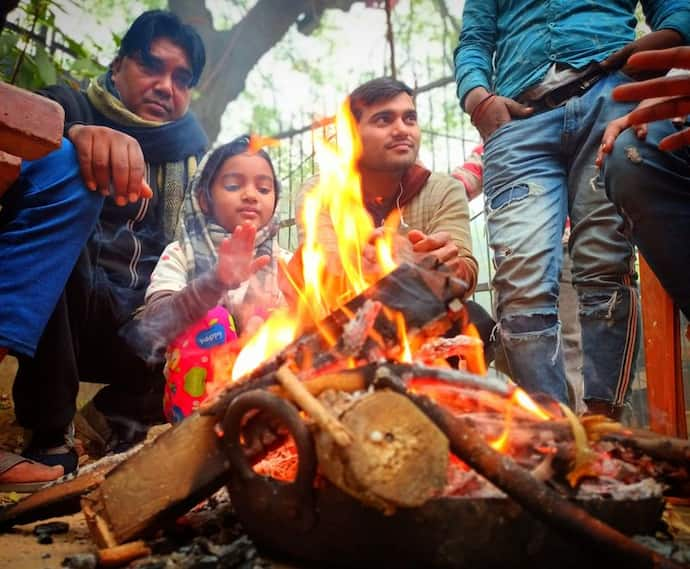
[168,0,363,142]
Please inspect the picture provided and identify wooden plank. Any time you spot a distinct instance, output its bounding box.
[639,255,687,438]
[0,466,109,529]
[82,412,230,544]
[0,150,21,197]
[0,82,64,160]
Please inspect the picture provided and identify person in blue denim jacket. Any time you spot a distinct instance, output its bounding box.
[454,0,690,419]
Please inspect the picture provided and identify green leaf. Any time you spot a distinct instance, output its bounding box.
[64,36,89,59]
[14,57,44,90]
[34,46,57,85]
[69,56,105,78]
[0,32,18,59]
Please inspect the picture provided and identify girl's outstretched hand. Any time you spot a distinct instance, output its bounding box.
[216,222,270,288]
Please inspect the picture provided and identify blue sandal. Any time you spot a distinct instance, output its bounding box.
[22,423,79,476]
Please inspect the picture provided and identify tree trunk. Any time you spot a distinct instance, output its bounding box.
[169,0,364,142]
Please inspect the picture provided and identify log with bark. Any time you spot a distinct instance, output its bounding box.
[275,365,448,513]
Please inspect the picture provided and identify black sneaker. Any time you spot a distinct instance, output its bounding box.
[75,400,148,457]
[104,414,148,454]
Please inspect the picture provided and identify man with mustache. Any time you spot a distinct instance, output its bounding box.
[0,9,207,484]
[293,77,491,360]
[297,77,477,293]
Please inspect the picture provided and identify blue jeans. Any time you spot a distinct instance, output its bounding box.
[483,72,639,409]
[0,139,103,357]
[604,119,690,319]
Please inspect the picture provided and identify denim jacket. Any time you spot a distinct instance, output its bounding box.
[454,0,690,109]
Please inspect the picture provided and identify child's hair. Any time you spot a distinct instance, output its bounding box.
[196,134,280,215]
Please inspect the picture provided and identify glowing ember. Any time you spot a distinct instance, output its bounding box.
[247,133,280,153]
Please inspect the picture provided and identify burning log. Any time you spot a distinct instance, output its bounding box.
[80,413,230,545]
[204,262,467,416]
[315,389,448,513]
[599,427,690,466]
[98,540,151,567]
[275,364,449,513]
[275,365,353,447]
[0,263,464,541]
[416,333,486,374]
[374,368,686,569]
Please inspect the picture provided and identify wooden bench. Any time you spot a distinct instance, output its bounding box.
[639,255,687,438]
[0,81,64,197]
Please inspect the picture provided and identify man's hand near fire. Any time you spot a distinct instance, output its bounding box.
[216,222,270,289]
[364,228,471,283]
[407,229,469,278]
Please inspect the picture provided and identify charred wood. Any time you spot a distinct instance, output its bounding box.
[376,370,687,569]
[203,263,466,415]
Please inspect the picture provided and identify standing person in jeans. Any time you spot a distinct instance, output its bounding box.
[453,147,584,410]
[3,9,208,475]
[598,46,690,319]
[454,1,690,419]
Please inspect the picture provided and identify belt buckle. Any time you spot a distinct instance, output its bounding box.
[578,71,603,94]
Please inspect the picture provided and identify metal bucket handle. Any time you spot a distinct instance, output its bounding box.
[221,389,317,517]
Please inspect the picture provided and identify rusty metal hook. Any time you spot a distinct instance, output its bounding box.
[221,389,317,531]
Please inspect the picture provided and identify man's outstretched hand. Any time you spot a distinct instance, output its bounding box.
[67,124,154,205]
[597,47,690,165]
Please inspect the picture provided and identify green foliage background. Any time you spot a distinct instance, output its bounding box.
[1,1,105,88]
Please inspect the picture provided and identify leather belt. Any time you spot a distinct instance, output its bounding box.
[517,68,608,111]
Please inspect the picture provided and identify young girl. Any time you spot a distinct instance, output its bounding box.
[141,135,290,423]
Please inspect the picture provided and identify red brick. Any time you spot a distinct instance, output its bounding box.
[0,82,64,160]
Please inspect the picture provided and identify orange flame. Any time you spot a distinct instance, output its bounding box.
[231,309,298,381]
[462,323,487,375]
[230,99,406,380]
[395,311,413,363]
[247,133,280,153]
[489,387,552,451]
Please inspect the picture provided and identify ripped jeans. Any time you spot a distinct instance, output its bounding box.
[483,72,639,408]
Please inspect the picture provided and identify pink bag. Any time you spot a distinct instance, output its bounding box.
[163,306,239,423]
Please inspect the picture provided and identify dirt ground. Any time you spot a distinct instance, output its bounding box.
[0,513,93,569]
[0,357,100,569]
